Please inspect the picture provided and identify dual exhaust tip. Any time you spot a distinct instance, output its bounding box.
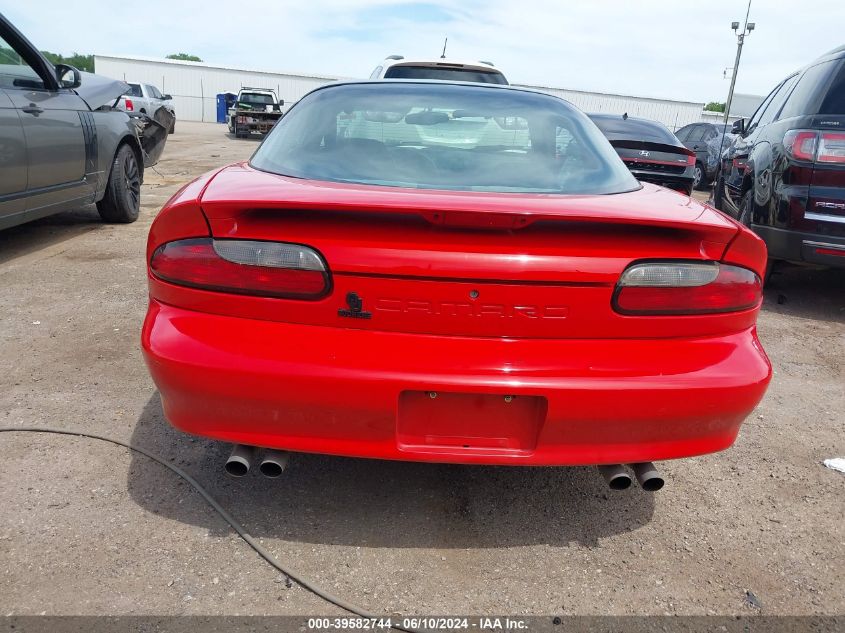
[227,445,664,490]
[599,462,664,491]
[225,445,289,478]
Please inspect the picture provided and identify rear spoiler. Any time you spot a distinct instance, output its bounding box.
[609,139,695,157]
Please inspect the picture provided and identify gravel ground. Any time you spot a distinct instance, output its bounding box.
[0,122,843,618]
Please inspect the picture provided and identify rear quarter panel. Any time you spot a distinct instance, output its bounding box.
[91,111,143,199]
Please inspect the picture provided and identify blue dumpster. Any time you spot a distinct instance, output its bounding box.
[216,92,237,124]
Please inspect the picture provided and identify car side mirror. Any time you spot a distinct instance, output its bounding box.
[162,94,172,100]
[731,118,745,136]
[278,99,284,106]
[55,64,81,89]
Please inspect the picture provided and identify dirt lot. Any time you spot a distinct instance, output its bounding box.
[1,121,843,618]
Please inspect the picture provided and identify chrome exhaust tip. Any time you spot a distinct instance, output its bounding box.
[598,464,633,490]
[630,462,664,491]
[258,449,290,478]
[225,444,255,477]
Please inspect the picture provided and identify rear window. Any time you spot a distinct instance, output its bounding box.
[240,92,275,105]
[251,82,639,195]
[126,83,142,97]
[588,115,681,146]
[819,60,845,114]
[779,60,839,119]
[384,65,508,85]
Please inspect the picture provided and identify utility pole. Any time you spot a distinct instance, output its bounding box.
[724,0,755,123]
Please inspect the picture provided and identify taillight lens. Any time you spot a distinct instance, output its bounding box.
[784,129,845,163]
[685,152,696,166]
[817,132,845,164]
[150,238,330,299]
[613,261,762,316]
[124,98,134,111]
[784,130,818,161]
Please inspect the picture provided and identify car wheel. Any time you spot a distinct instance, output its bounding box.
[693,162,706,190]
[96,144,141,224]
[738,190,754,226]
[763,258,777,287]
[738,191,777,286]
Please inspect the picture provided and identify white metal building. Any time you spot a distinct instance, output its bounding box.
[513,83,707,130]
[94,55,342,122]
[94,54,716,130]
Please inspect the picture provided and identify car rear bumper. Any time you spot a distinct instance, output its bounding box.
[754,224,845,268]
[142,300,772,466]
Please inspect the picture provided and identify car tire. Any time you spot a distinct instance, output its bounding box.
[739,191,778,287]
[96,144,141,224]
[713,172,725,210]
[763,258,777,287]
[739,190,753,225]
[693,162,707,190]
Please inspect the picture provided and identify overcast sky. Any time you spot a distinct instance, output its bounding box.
[5,1,844,104]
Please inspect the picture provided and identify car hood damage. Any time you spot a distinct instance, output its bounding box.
[130,108,174,167]
[74,70,173,167]
[74,71,128,110]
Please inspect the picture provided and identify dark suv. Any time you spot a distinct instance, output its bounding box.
[714,46,845,272]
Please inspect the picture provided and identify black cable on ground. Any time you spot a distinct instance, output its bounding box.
[0,426,421,632]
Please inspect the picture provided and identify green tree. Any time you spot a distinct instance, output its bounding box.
[704,102,726,113]
[40,51,94,72]
[166,53,203,62]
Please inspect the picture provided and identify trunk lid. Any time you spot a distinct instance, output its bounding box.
[194,165,743,339]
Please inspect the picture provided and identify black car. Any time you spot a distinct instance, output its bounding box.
[589,114,696,195]
[714,46,845,272]
[675,122,736,190]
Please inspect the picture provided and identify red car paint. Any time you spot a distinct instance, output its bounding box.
[142,164,771,465]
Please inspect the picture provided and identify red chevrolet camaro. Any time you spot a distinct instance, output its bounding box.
[142,81,771,490]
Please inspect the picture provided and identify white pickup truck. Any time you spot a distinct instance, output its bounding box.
[226,88,283,138]
[117,82,176,133]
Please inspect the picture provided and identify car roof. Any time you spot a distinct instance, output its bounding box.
[588,113,668,126]
[588,113,682,145]
[313,78,559,100]
[381,57,500,72]
[817,45,845,60]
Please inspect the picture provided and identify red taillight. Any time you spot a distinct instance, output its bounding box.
[784,129,845,164]
[684,150,696,166]
[613,261,762,316]
[124,98,134,111]
[732,157,747,171]
[150,238,331,299]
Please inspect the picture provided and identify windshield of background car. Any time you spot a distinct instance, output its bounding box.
[589,116,682,146]
[384,65,508,85]
[251,82,640,194]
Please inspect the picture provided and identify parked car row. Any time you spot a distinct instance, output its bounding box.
[675,122,736,190]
